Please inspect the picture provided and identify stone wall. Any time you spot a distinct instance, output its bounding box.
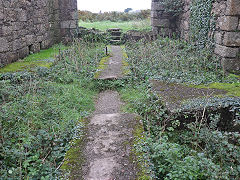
[0,0,78,67]
[151,0,240,72]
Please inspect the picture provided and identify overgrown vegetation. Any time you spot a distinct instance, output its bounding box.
[0,40,105,179]
[121,34,240,179]
[125,37,239,85]
[1,4,240,177]
[120,82,240,179]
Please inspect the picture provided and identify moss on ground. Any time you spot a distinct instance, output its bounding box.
[121,45,131,76]
[132,121,152,180]
[0,60,52,73]
[120,87,152,179]
[192,82,240,97]
[0,44,67,73]
[94,45,112,79]
[94,55,111,79]
[60,118,88,179]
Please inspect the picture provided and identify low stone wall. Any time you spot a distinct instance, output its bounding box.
[0,0,78,67]
[151,0,240,72]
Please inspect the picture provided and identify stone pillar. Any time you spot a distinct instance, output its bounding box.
[59,0,78,44]
[151,0,175,36]
[213,0,240,72]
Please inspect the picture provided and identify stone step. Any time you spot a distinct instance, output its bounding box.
[110,40,121,44]
[107,28,121,32]
[111,36,121,40]
[111,32,122,36]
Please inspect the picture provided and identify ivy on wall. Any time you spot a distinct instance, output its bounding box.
[190,0,215,49]
[159,0,184,17]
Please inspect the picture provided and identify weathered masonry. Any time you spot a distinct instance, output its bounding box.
[0,0,78,67]
[151,0,240,72]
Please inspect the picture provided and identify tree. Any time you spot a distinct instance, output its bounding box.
[124,8,133,13]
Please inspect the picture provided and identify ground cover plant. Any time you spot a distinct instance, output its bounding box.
[0,40,105,179]
[120,81,240,180]
[125,37,239,85]
[120,36,240,179]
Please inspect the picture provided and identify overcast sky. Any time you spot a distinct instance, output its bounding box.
[77,0,151,13]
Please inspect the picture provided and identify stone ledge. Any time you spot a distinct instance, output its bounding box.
[150,80,240,131]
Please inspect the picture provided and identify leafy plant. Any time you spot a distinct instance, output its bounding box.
[190,0,215,48]
[125,37,239,85]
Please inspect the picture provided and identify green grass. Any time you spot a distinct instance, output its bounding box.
[0,61,52,73]
[24,45,65,62]
[79,19,151,32]
[0,44,67,73]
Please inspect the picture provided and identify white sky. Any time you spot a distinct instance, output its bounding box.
[77,0,151,13]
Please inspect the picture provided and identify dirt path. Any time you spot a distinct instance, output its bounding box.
[82,46,139,179]
[98,46,123,79]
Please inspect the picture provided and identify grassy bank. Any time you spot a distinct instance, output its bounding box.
[79,19,151,32]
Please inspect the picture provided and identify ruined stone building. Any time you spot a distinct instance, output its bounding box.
[152,0,240,72]
[0,0,78,67]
